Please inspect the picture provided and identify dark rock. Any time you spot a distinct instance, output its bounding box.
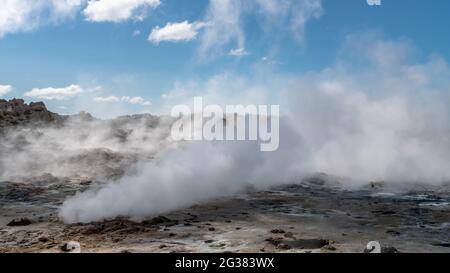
[210,243,226,248]
[386,230,401,236]
[142,216,171,226]
[7,218,34,226]
[288,239,330,249]
[38,237,50,243]
[0,99,63,130]
[371,210,397,215]
[432,243,450,248]
[266,237,330,250]
[270,229,286,234]
[381,246,400,253]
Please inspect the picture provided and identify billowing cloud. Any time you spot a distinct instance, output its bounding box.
[0,85,13,97]
[60,33,450,223]
[83,0,160,22]
[0,0,84,38]
[25,84,85,100]
[148,21,207,44]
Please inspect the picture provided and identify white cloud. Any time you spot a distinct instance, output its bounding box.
[94,95,151,106]
[229,47,249,57]
[121,96,151,106]
[25,84,84,100]
[287,0,323,42]
[199,0,322,56]
[0,0,84,38]
[0,85,13,97]
[94,96,120,102]
[0,0,162,37]
[199,0,245,56]
[83,0,160,23]
[148,21,207,44]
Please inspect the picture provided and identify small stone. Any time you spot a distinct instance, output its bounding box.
[38,237,50,243]
[61,241,81,253]
[270,229,285,234]
[382,246,400,253]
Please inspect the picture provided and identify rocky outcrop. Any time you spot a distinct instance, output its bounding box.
[0,99,63,130]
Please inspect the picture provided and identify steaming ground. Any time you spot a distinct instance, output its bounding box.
[1,33,450,252]
[60,33,450,223]
[0,113,176,180]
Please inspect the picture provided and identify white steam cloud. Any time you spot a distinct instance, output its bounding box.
[56,33,450,223]
[0,114,175,180]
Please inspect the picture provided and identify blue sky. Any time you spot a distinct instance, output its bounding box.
[0,0,449,117]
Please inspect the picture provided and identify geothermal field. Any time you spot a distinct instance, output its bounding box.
[1,99,449,253]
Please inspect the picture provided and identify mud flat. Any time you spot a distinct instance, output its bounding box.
[1,176,449,253]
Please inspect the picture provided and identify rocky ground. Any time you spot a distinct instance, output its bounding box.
[1,175,449,253]
[0,99,64,130]
[0,99,449,253]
